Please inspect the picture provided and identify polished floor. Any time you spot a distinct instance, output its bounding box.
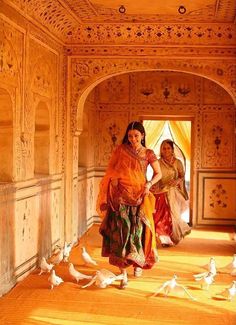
[0,225,236,324]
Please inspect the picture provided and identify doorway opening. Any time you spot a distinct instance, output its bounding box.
[143,119,191,224]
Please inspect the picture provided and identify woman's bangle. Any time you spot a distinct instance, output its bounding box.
[145,181,153,189]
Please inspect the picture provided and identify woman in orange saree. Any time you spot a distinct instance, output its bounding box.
[97,121,162,288]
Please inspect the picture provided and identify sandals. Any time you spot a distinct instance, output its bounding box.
[119,278,128,289]
[134,267,143,277]
[119,273,128,289]
[119,267,143,289]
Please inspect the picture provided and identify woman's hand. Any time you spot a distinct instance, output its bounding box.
[143,187,150,196]
[143,181,152,196]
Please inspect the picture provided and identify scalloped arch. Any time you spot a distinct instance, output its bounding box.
[74,66,236,132]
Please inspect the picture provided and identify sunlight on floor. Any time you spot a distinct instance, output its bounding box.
[189,227,235,241]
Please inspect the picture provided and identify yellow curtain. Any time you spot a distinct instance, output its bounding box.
[143,120,165,149]
[169,121,191,161]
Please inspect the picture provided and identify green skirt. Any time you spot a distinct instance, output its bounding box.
[99,204,146,268]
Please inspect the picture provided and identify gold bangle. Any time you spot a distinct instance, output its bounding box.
[145,181,152,189]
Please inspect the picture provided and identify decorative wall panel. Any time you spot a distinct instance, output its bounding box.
[14,195,39,277]
[98,111,129,166]
[50,188,62,246]
[197,171,236,225]
[132,71,199,104]
[98,74,130,103]
[202,112,234,168]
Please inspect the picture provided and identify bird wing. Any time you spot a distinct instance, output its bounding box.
[81,275,97,288]
[193,272,207,279]
[152,281,170,296]
[54,274,63,284]
[174,284,196,300]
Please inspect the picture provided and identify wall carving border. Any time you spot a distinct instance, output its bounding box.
[70,57,236,133]
[69,23,236,45]
[66,46,236,58]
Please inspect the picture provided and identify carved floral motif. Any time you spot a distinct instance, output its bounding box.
[209,184,228,208]
[202,112,234,168]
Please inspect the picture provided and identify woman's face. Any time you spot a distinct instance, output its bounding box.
[128,129,143,149]
[161,142,173,159]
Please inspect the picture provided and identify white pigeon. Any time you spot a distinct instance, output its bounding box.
[194,271,215,290]
[81,247,98,266]
[82,269,124,289]
[216,281,236,301]
[50,248,64,265]
[38,257,54,275]
[63,242,73,262]
[218,254,236,276]
[68,263,93,283]
[194,257,217,278]
[48,270,64,289]
[152,275,196,300]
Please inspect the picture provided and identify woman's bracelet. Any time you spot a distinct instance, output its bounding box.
[145,180,153,189]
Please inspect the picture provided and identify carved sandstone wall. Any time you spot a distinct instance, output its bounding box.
[0,0,236,297]
[0,11,65,296]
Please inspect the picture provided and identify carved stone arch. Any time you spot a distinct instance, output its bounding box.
[71,58,236,132]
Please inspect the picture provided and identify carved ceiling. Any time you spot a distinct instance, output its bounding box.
[64,0,236,23]
[3,0,236,44]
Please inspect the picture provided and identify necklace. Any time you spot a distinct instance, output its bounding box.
[136,146,143,153]
[163,156,175,165]
[131,145,143,155]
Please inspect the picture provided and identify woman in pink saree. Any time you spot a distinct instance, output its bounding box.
[151,139,191,247]
[97,121,162,288]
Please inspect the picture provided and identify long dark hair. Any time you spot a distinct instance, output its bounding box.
[122,121,146,147]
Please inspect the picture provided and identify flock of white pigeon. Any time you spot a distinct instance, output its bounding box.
[152,256,236,301]
[39,242,236,302]
[39,243,124,290]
